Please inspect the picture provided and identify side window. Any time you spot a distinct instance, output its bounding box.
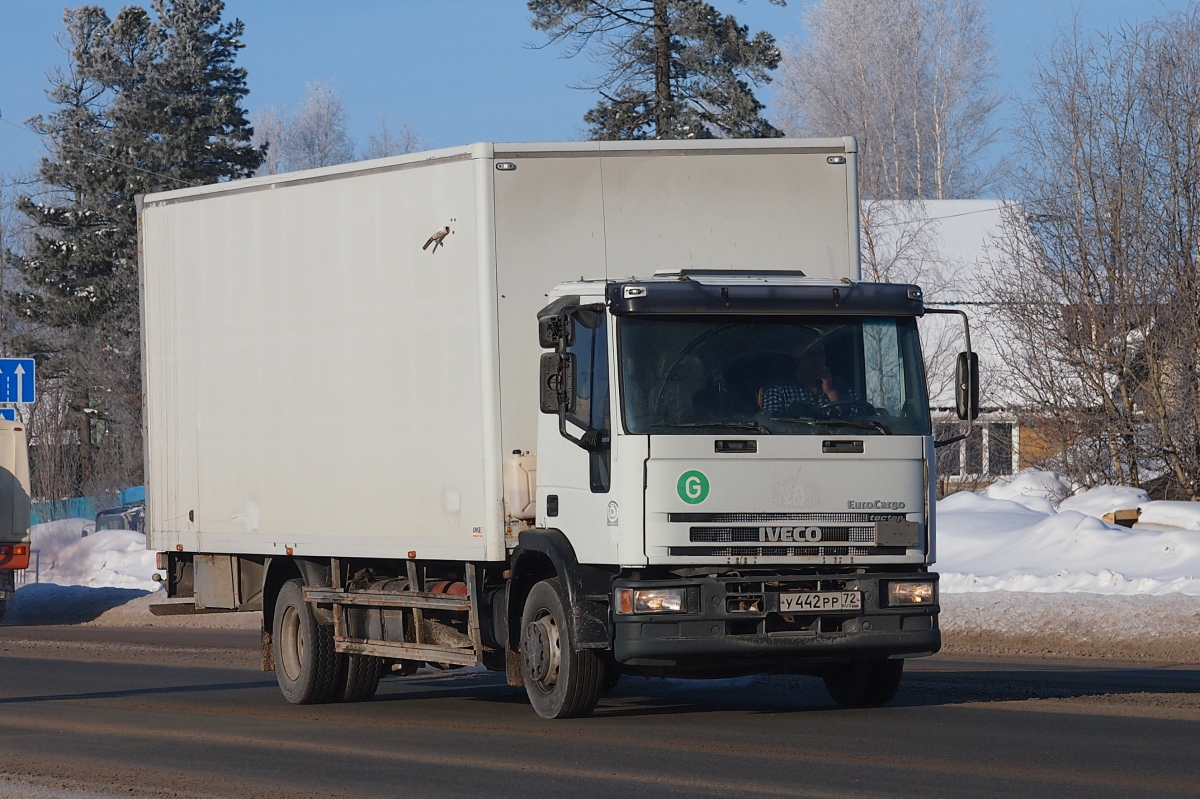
[862,319,903,413]
[568,309,610,493]
[567,309,608,433]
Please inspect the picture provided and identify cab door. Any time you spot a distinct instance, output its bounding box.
[536,306,616,564]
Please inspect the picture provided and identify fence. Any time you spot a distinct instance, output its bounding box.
[14,549,39,585]
[30,485,144,525]
[30,497,100,525]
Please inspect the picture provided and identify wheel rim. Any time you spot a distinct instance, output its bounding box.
[280,604,304,681]
[521,609,561,691]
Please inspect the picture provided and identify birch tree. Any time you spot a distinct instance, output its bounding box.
[284,82,355,170]
[776,0,999,200]
[253,87,422,174]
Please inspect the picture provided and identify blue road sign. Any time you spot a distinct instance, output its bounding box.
[0,359,35,403]
[0,409,14,421]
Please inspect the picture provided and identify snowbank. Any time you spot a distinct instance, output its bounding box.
[939,475,1200,595]
[982,469,1071,514]
[1136,500,1200,530]
[7,518,264,628]
[27,518,159,591]
[1059,485,1149,517]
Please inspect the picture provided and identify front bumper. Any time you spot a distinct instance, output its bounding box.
[612,571,939,671]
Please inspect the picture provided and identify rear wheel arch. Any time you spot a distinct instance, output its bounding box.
[262,556,303,631]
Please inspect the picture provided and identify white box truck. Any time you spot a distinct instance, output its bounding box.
[139,139,977,718]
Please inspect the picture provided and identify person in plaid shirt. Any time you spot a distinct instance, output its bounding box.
[757,339,857,413]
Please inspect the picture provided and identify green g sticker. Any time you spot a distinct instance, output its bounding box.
[677,470,710,504]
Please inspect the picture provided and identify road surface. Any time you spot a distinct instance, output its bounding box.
[0,626,1196,798]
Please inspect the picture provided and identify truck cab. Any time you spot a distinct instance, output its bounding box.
[527,271,945,697]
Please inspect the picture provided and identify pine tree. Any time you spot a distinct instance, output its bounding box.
[529,0,786,140]
[10,1,261,497]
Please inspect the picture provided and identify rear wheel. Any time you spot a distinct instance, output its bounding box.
[340,654,385,702]
[272,578,341,704]
[823,658,904,708]
[520,578,604,719]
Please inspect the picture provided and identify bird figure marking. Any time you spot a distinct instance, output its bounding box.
[423,226,451,252]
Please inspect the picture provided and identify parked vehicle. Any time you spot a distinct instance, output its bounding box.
[95,501,145,533]
[0,420,32,623]
[139,139,977,718]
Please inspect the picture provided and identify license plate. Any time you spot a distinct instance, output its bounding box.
[779,591,861,613]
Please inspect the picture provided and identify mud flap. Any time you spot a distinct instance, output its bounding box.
[261,624,274,672]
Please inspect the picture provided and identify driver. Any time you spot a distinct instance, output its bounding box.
[757,338,857,414]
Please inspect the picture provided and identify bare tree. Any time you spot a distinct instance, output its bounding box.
[284,81,355,170]
[252,86,423,174]
[251,105,288,176]
[860,200,966,401]
[989,8,1200,496]
[776,0,1000,200]
[361,117,424,160]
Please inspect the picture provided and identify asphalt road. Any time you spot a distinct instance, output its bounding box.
[0,626,1197,799]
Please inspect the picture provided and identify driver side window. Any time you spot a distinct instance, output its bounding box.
[568,309,610,493]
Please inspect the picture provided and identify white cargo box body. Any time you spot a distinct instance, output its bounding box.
[139,138,860,563]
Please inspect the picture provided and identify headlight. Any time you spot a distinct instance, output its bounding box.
[615,588,685,614]
[887,581,936,606]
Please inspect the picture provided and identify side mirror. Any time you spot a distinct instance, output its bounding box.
[540,311,566,347]
[539,352,575,414]
[955,351,979,421]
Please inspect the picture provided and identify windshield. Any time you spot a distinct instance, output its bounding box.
[619,316,931,436]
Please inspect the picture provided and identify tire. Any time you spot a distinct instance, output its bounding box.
[340,654,385,702]
[520,578,604,719]
[823,658,904,708]
[272,578,342,704]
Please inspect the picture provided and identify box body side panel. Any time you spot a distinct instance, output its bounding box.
[143,160,493,559]
[597,151,854,279]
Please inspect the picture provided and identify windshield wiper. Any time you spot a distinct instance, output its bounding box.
[649,421,771,434]
[769,417,891,435]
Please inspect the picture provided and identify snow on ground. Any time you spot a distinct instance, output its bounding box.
[14,477,1200,602]
[939,472,1200,595]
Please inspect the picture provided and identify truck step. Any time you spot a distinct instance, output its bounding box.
[148,601,238,616]
[304,587,471,612]
[333,636,478,666]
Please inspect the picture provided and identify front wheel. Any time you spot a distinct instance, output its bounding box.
[520,578,604,719]
[823,658,904,708]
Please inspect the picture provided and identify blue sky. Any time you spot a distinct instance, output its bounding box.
[0,0,1190,189]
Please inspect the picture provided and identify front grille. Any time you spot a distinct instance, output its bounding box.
[669,545,910,557]
[670,512,904,524]
[689,526,875,543]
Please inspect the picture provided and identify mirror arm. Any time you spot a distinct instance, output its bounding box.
[558,412,609,452]
[925,307,977,433]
